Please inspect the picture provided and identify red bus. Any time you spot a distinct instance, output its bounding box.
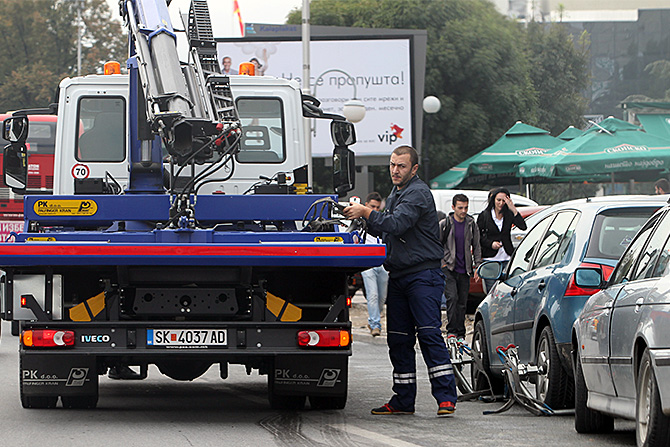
[0,114,57,240]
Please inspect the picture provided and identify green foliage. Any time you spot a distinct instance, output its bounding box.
[290,0,590,191]
[0,0,124,111]
[526,22,590,135]
[644,60,670,100]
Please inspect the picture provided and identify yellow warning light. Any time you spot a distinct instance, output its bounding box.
[238,62,255,76]
[104,61,121,75]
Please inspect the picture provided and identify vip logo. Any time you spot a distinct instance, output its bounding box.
[378,123,404,145]
[317,368,341,387]
[66,368,89,387]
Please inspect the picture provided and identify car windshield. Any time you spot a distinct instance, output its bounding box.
[586,207,660,260]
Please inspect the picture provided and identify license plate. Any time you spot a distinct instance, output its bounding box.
[147,329,227,347]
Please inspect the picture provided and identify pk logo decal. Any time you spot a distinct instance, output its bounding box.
[66,368,89,387]
[317,368,341,387]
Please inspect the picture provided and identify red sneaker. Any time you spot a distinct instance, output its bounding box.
[437,401,456,416]
[371,403,414,415]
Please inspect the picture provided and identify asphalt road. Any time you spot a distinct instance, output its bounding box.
[0,317,638,447]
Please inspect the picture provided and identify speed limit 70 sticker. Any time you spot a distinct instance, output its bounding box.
[71,164,90,179]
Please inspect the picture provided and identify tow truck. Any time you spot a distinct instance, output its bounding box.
[0,0,384,410]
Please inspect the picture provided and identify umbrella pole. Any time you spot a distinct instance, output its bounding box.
[569,181,572,199]
[519,177,523,196]
[611,172,615,194]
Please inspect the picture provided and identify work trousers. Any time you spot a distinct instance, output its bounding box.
[386,268,458,411]
[362,265,389,330]
[444,269,470,338]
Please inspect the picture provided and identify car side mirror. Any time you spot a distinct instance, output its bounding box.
[3,116,28,143]
[574,267,603,288]
[478,261,503,280]
[3,143,27,193]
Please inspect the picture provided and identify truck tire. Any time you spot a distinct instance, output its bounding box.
[157,360,212,381]
[61,394,98,409]
[574,353,613,433]
[310,394,347,410]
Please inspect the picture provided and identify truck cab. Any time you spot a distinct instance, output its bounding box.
[54,73,309,196]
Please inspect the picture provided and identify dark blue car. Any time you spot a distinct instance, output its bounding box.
[473,196,666,409]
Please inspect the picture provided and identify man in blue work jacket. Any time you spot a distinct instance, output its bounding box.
[344,145,457,416]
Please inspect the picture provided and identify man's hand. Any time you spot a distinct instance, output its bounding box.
[492,241,503,250]
[343,202,372,220]
[474,272,481,283]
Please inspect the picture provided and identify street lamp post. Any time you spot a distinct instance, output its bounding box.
[422,95,441,182]
[312,69,366,125]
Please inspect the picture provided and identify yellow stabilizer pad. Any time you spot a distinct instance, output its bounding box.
[266,292,302,322]
[69,292,106,322]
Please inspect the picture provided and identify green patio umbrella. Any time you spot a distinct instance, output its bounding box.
[557,126,583,141]
[430,122,561,189]
[517,117,670,180]
[637,114,670,141]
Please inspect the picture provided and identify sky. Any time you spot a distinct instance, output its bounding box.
[105,0,303,36]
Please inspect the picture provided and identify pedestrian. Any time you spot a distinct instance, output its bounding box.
[476,187,527,292]
[360,192,388,337]
[344,145,458,417]
[439,194,481,340]
[655,178,669,195]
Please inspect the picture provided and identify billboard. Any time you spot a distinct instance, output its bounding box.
[217,38,413,157]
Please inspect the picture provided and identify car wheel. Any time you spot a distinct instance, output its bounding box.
[536,326,572,409]
[636,349,670,447]
[471,320,504,395]
[574,351,613,433]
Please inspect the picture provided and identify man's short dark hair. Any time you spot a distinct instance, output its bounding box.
[655,178,670,193]
[392,145,418,167]
[365,191,382,203]
[452,194,469,206]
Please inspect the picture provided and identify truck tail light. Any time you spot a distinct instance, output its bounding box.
[21,330,75,347]
[346,296,352,307]
[297,330,350,347]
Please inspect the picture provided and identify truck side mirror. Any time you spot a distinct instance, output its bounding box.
[3,116,29,143]
[3,143,27,193]
[333,146,355,198]
[331,120,356,146]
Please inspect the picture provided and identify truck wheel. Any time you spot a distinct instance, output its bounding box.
[310,394,347,410]
[535,326,572,409]
[471,320,504,395]
[636,349,670,446]
[574,352,613,433]
[61,395,98,409]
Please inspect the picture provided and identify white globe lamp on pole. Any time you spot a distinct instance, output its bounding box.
[422,96,441,181]
[342,99,366,123]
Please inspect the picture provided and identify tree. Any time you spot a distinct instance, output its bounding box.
[526,22,590,135]
[0,0,124,111]
[289,0,588,189]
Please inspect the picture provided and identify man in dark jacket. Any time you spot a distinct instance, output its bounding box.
[439,194,482,339]
[344,145,457,417]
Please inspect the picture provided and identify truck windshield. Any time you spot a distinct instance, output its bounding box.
[75,97,126,162]
[235,98,286,164]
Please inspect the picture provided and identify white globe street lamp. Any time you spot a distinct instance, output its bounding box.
[342,99,366,123]
[422,96,441,181]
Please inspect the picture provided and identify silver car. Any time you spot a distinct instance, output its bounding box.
[572,203,670,446]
